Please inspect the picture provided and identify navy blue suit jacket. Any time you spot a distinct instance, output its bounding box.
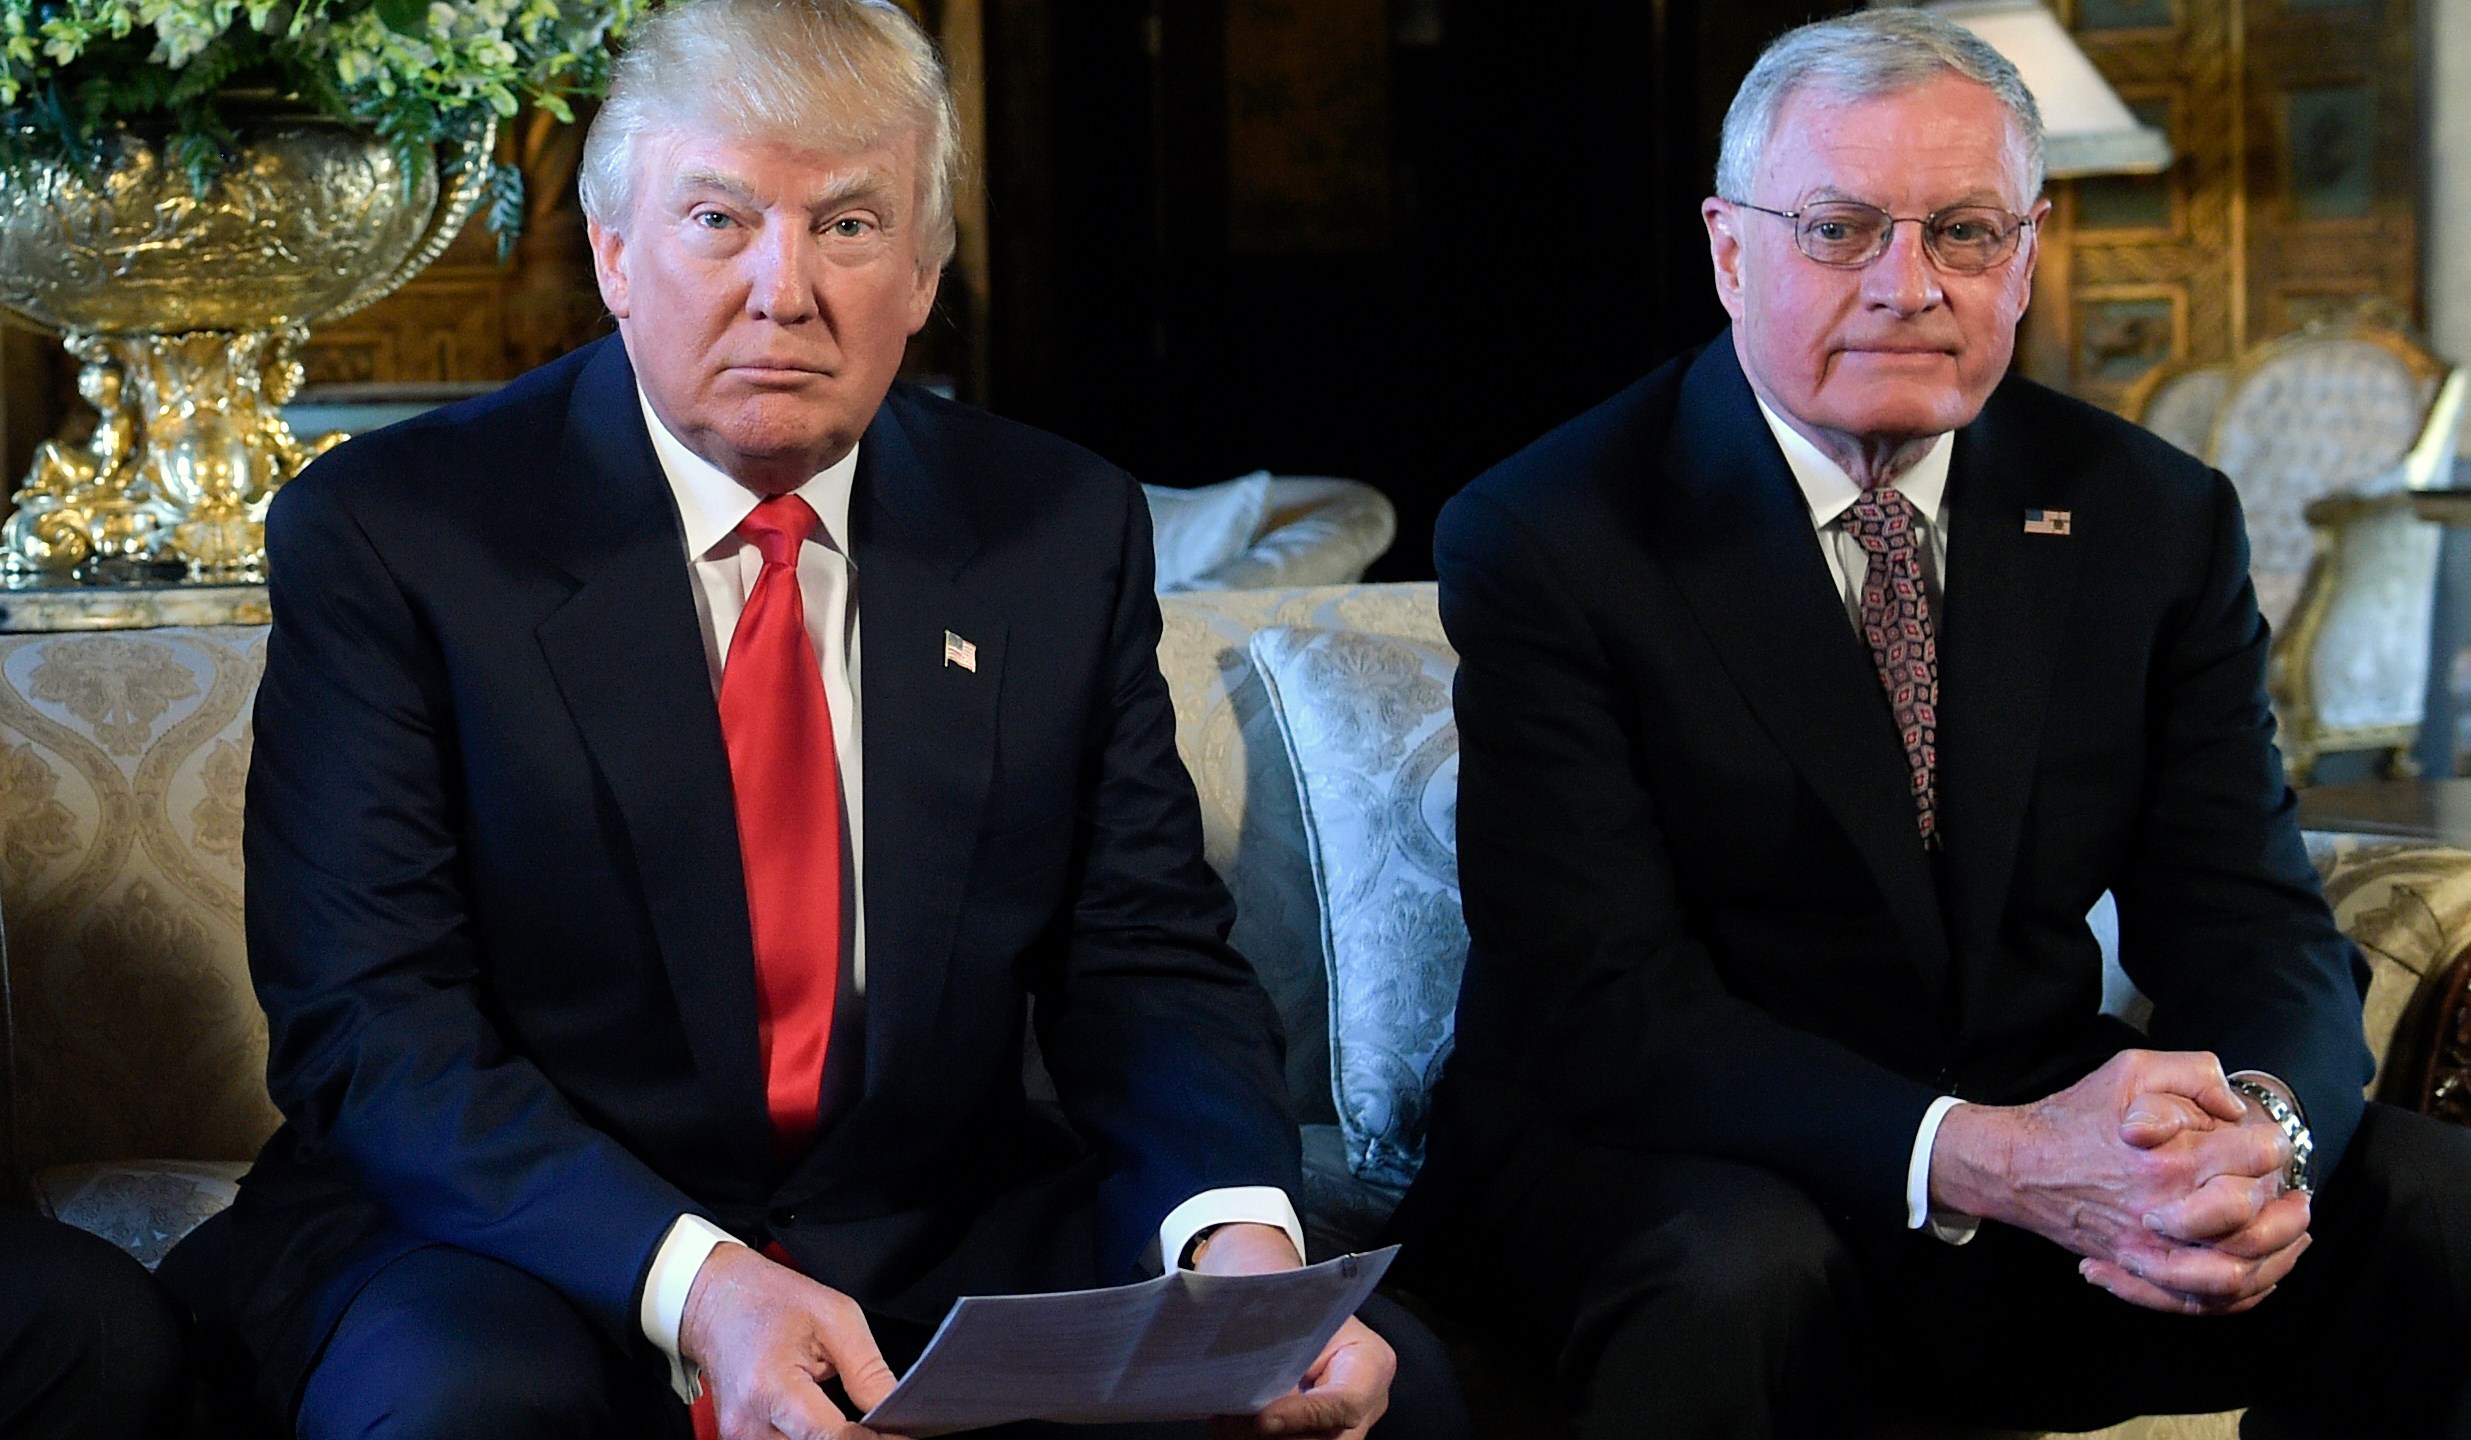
[1406,335,2373,1239]
[164,336,1300,1415]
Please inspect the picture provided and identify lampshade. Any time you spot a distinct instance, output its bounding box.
[1923,0,2173,177]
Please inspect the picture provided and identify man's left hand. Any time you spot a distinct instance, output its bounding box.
[1189,1223,1395,1440]
[2082,1082,2315,1312]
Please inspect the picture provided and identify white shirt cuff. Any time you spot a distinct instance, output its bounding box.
[640,1213,736,1403]
[1908,1095,1979,1245]
[1158,1186,1307,1270]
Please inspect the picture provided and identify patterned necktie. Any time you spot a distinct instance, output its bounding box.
[716,494,844,1146]
[1840,486,1939,844]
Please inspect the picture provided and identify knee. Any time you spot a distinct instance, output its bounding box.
[2344,1105,2471,1301]
[1630,1175,1853,1332]
[296,1253,640,1440]
[301,1334,623,1440]
[0,1218,190,1438]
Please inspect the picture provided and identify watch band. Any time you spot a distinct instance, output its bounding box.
[2228,1076,2315,1194]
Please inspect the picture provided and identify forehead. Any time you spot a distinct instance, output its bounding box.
[1755,75,2031,208]
[640,124,921,201]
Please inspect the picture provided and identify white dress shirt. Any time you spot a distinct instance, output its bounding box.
[628,391,1302,1399]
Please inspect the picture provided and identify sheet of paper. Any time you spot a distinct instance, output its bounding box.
[861,1247,1398,1437]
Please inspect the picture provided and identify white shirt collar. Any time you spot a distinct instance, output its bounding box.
[636,385,860,562]
[1752,393,1953,531]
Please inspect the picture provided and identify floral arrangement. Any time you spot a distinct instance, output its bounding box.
[0,1,651,242]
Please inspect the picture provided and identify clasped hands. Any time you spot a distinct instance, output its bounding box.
[1930,1048,2310,1316]
[679,1224,1395,1440]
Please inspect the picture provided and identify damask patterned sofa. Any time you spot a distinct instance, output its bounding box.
[3,584,2468,1439]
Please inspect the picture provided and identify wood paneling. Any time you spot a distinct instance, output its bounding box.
[2022,0,2421,410]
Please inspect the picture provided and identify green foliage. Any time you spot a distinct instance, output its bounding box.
[484,159,524,261]
[0,1,649,244]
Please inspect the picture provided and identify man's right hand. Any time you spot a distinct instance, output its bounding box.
[680,1242,905,1440]
[1928,1049,2312,1315]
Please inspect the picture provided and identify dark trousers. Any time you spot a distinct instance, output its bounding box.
[287,1245,1470,1440]
[1428,1101,2471,1440]
[0,1209,190,1440]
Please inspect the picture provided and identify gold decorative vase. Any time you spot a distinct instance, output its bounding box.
[0,111,493,582]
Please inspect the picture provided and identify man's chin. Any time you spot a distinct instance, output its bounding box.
[1806,383,1981,442]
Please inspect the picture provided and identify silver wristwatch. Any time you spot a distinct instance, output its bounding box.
[2228,1076,2315,1195]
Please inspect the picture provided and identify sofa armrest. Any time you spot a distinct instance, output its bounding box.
[2395,946,2471,1123]
[2311,839,2471,1113]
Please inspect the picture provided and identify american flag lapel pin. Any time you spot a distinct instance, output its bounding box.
[2023,508,2073,537]
[943,630,978,672]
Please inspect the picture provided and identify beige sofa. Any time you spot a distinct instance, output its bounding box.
[3,582,2467,1438]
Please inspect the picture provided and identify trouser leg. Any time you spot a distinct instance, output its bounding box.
[0,1209,190,1440]
[293,1243,683,1440]
[1453,1146,1872,1440]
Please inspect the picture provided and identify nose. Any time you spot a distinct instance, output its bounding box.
[1862,217,1943,318]
[746,219,818,325]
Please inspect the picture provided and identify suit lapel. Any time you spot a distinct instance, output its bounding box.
[845,395,1004,1104]
[1651,339,1951,991]
[530,339,775,1177]
[1933,389,2082,993]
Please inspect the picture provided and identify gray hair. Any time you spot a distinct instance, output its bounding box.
[1715,7,2045,205]
[579,0,962,270]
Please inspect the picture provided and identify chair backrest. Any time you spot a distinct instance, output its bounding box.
[2206,323,2450,630]
[2125,359,2233,462]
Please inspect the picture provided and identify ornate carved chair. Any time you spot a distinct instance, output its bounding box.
[2143,320,2466,783]
[2123,357,2232,461]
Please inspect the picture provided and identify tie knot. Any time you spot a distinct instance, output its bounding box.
[737,494,820,569]
[1841,485,1921,557]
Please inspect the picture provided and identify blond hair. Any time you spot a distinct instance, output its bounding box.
[579,0,961,269]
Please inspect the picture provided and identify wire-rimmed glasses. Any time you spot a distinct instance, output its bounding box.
[1727,198,2036,273]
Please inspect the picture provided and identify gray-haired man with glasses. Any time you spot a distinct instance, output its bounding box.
[1392,7,2471,1437]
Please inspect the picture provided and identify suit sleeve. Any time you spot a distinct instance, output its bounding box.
[1030,477,1304,1277]
[245,469,704,1345]
[1438,489,1940,1226]
[2112,473,2374,1177]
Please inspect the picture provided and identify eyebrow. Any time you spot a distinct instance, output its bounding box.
[669,166,900,222]
[1801,184,2017,210]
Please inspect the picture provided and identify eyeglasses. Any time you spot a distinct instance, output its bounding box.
[1727,198,2036,273]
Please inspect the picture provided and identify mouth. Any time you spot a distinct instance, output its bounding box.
[725,363,833,383]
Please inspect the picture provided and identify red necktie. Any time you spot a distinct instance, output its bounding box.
[1841,486,1939,843]
[717,495,845,1146]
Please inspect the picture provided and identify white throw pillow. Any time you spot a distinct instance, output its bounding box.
[1143,471,1274,592]
[1249,625,1465,1197]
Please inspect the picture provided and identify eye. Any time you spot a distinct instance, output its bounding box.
[826,216,874,239]
[692,209,734,230]
[1810,219,1855,242]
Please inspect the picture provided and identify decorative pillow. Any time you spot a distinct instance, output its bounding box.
[1143,472,1273,592]
[1249,626,1465,1196]
[33,1160,247,1270]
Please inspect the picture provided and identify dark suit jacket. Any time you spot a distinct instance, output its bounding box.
[1406,334,2373,1241]
[163,336,1300,1415]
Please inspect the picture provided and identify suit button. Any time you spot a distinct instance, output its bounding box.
[771,1207,798,1228]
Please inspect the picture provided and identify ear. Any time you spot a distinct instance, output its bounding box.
[2017,197,2053,301]
[903,261,944,337]
[588,216,632,320]
[1703,197,1749,326]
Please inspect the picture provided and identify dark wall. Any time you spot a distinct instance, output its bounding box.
[983,0,1827,579]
